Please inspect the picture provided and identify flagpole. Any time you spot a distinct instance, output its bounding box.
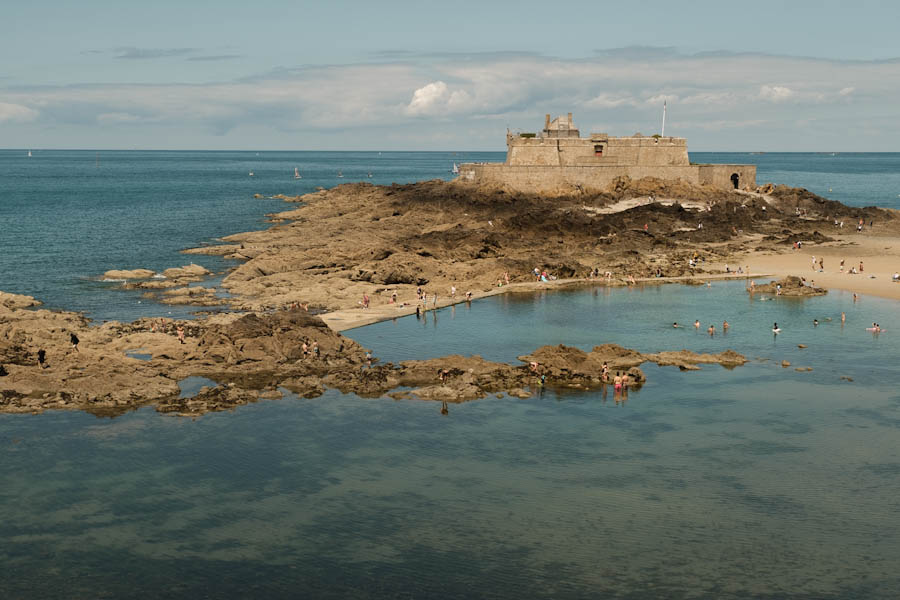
[661,100,667,137]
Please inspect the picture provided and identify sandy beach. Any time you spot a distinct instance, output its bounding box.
[731,229,900,301]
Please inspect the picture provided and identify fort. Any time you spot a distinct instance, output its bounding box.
[457,112,756,193]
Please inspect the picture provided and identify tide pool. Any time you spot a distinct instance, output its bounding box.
[2,282,898,598]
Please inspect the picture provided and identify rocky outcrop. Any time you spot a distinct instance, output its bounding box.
[103,268,156,279]
[753,275,827,296]
[0,298,748,416]
[159,286,226,306]
[155,179,886,313]
[0,291,41,309]
[161,264,211,280]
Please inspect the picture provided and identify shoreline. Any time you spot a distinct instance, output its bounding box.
[320,272,771,332]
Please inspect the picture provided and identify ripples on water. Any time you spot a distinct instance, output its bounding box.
[2,283,900,598]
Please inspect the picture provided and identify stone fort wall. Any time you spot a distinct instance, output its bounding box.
[507,135,691,168]
[457,163,757,194]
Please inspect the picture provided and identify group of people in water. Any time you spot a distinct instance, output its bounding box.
[673,319,730,335]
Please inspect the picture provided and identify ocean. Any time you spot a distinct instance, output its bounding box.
[2,151,900,598]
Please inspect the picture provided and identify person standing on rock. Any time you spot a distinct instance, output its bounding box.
[363,293,370,309]
[177,325,185,344]
[70,332,79,352]
[37,349,47,369]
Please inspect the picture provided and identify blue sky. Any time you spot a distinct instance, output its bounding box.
[2,0,899,150]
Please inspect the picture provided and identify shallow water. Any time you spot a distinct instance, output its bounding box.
[3,283,899,598]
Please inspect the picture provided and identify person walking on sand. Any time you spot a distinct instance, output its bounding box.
[70,332,79,352]
[840,259,844,273]
[177,325,185,344]
[819,257,824,271]
[859,261,864,273]
[812,256,816,271]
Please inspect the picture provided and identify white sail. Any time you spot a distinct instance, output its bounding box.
[294,167,301,179]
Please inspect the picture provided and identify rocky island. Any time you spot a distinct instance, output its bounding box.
[1,172,893,416]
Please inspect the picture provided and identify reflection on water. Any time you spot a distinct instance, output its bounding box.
[2,282,900,598]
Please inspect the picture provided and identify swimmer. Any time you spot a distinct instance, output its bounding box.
[707,324,715,335]
[694,320,701,329]
[841,312,846,323]
[673,322,682,328]
[613,372,622,391]
[723,320,729,330]
[772,322,781,333]
[813,319,819,327]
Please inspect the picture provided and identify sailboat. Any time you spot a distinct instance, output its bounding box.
[27,150,32,157]
[249,171,254,177]
[451,163,459,174]
[294,167,301,179]
[367,171,373,178]
[337,171,344,178]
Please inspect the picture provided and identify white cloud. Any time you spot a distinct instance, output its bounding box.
[2,49,898,149]
[0,102,39,123]
[759,85,795,102]
[407,81,449,115]
[584,93,634,108]
[97,112,151,124]
[644,93,678,106]
[405,81,474,116]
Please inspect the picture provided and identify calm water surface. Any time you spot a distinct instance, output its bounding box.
[2,283,899,598]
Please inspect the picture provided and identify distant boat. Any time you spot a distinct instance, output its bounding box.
[367,171,372,178]
[294,167,301,179]
[337,171,344,178]
[27,150,32,157]
[451,163,459,174]
[249,171,254,177]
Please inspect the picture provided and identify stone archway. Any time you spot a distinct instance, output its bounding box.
[730,173,740,189]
